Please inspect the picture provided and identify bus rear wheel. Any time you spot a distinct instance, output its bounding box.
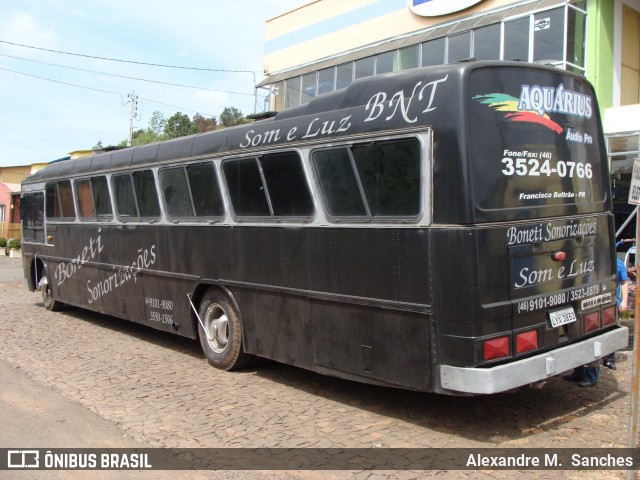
[197,290,251,371]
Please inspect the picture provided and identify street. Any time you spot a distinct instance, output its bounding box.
[0,255,634,479]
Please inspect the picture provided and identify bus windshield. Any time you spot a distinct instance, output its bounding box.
[469,66,608,219]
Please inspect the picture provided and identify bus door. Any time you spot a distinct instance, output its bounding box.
[21,191,46,244]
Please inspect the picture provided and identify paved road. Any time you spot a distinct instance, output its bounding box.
[0,255,634,479]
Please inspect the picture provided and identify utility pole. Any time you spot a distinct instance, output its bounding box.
[127,91,138,147]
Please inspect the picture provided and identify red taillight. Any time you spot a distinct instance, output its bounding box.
[602,306,617,326]
[484,336,510,361]
[516,330,538,354]
[584,311,600,332]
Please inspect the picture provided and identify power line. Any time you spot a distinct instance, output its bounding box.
[139,97,216,118]
[0,66,216,118]
[0,52,254,96]
[0,66,122,96]
[0,39,255,74]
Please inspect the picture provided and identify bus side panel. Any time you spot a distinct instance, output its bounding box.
[99,225,149,327]
[230,226,313,364]
[306,228,431,305]
[233,287,314,367]
[428,227,493,368]
[142,274,195,337]
[310,301,431,390]
[229,226,312,291]
[308,228,432,391]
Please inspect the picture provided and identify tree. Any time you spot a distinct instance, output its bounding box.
[164,112,198,139]
[113,109,226,146]
[219,107,245,127]
[148,111,167,139]
[193,113,217,133]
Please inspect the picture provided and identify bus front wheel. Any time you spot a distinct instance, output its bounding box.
[197,290,251,371]
[40,266,61,312]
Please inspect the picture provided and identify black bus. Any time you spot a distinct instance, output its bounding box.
[20,61,628,395]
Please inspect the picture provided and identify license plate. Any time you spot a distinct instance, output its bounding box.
[548,306,577,328]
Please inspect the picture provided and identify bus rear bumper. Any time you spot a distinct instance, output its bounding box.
[438,326,629,395]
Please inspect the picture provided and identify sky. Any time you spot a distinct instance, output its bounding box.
[0,0,305,167]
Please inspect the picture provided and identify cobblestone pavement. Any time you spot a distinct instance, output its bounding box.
[0,256,635,480]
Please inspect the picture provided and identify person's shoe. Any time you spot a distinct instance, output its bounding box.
[603,360,617,370]
[578,379,596,387]
[564,374,583,382]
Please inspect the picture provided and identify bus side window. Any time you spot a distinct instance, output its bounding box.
[112,174,138,219]
[46,181,76,220]
[92,176,113,220]
[352,139,421,217]
[312,148,367,217]
[112,171,160,221]
[75,179,95,219]
[222,152,313,220]
[160,162,226,221]
[186,162,225,218]
[260,151,314,217]
[223,158,271,217]
[312,138,421,220]
[160,167,194,219]
[75,176,113,221]
[132,170,161,219]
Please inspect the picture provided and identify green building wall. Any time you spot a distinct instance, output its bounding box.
[586,0,615,112]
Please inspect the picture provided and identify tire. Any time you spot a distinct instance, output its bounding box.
[197,289,251,370]
[40,266,62,312]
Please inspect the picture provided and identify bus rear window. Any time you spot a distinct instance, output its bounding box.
[469,67,607,218]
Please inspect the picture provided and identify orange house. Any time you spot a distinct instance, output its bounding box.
[0,163,48,240]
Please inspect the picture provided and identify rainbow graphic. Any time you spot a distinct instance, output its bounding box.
[473,93,563,134]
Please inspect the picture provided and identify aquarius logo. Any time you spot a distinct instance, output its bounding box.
[473,92,564,134]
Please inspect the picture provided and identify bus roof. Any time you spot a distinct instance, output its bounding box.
[24,60,588,185]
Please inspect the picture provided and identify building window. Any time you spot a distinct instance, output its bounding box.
[272,81,284,111]
[355,57,375,79]
[399,45,419,70]
[567,6,586,69]
[285,76,301,108]
[318,67,335,94]
[533,8,565,63]
[376,51,396,74]
[473,24,500,60]
[336,62,353,90]
[270,2,588,111]
[422,38,445,66]
[447,31,471,63]
[503,16,530,61]
[301,72,317,105]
